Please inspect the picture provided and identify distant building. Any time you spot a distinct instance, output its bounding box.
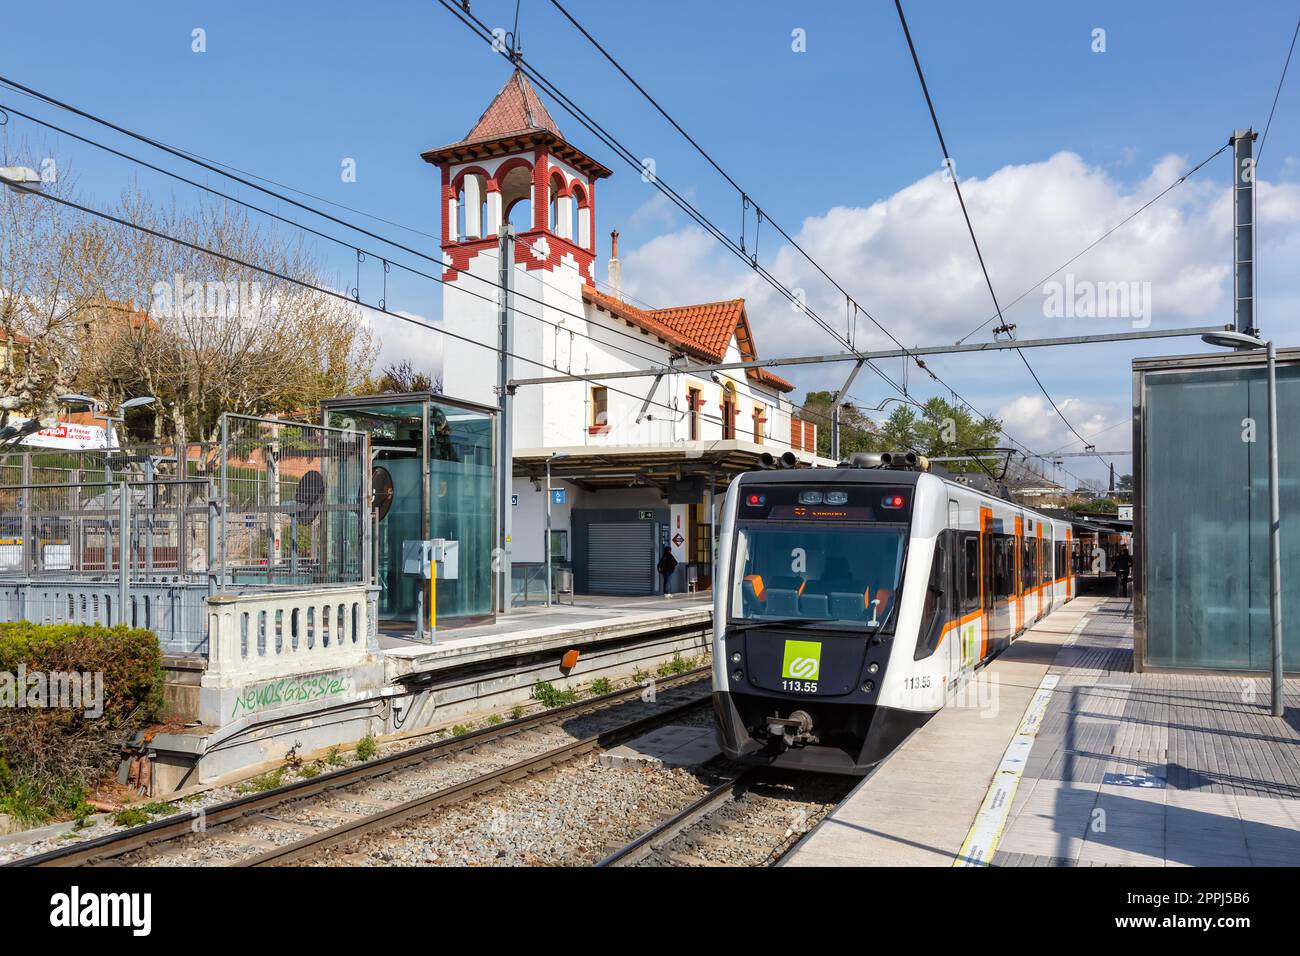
[424,70,827,596]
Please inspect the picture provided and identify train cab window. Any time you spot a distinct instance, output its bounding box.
[915,533,950,661]
[730,525,907,627]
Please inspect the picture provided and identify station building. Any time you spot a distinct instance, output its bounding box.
[424,70,830,598]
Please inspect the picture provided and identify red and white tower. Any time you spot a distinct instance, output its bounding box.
[423,69,612,411]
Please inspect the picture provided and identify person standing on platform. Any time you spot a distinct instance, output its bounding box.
[1113,545,1132,597]
[657,546,678,597]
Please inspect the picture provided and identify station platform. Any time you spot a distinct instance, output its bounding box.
[378,592,712,678]
[784,596,1300,867]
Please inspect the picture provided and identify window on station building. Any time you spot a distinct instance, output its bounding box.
[549,529,568,561]
[752,403,766,444]
[721,383,737,440]
[590,386,609,432]
[687,387,701,441]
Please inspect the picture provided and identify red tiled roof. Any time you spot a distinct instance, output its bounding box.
[421,71,611,180]
[464,69,561,142]
[580,286,795,394]
[746,366,796,393]
[648,299,746,360]
[582,285,710,360]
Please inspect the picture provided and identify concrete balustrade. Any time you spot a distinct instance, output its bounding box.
[199,585,381,726]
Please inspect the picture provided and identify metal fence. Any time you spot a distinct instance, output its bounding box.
[219,414,370,589]
[0,413,372,655]
[0,478,214,652]
[0,441,221,488]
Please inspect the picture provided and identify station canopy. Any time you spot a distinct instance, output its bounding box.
[513,439,834,493]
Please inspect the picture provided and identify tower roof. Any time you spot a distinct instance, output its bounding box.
[462,69,562,143]
[421,70,611,179]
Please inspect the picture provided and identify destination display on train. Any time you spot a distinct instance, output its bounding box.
[739,484,914,522]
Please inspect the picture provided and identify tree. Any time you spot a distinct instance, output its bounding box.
[798,390,876,459]
[877,404,919,453]
[358,359,442,395]
[911,397,1002,473]
[79,190,379,442]
[0,143,111,422]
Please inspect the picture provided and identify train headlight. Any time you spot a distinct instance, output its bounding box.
[867,662,879,674]
[732,670,745,682]
[861,680,875,693]
[730,652,742,664]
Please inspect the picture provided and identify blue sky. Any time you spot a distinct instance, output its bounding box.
[2,0,1298,485]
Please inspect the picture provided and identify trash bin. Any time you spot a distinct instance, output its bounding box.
[554,567,574,604]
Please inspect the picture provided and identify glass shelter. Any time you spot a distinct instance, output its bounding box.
[1134,349,1300,672]
[322,393,496,628]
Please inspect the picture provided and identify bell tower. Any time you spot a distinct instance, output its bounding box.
[421,69,612,284]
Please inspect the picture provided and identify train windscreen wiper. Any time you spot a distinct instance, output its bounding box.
[727,617,824,631]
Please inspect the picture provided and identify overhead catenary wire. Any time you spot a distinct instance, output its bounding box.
[0,93,695,380]
[0,40,1103,473]
[1258,17,1300,165]
[0,83,862,440]
[1,119,872,452]
[434,3,917,402]
[892,0,1114,472]
[520,0,1112,487]
[534,4,1216,487]
[953,143,1230,346]
[437,0,1091,482]
[1,178,784,437]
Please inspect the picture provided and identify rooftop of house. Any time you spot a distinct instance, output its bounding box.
[581,285,794,393]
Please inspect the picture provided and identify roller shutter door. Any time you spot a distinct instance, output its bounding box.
[587,522,655,595]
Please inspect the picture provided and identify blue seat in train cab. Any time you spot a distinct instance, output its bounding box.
[800,590,830,619]
[742,574,803,617]
[828,591,866,621]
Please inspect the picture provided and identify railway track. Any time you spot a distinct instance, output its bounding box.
[598,768,853,867]
[8,668,712,868]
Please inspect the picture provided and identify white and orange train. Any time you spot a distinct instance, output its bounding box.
[712,452,1081,775]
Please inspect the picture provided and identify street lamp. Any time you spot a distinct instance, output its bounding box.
[59,394,156,482]
[545,452,568,607]
[0,167,41,190]
[1203,330,1283,717]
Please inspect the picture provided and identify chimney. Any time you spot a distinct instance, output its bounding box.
[607,229,621,299]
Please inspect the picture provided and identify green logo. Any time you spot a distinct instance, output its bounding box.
[781,640,822,680]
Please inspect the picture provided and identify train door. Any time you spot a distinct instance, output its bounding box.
[1036,523,1045,621]
[946,499,962,688]
[1065,528,1073,600]
[1013,515,1024,635]
[979,506,993,659]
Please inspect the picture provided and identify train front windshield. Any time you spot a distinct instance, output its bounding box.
[730,526,906,627]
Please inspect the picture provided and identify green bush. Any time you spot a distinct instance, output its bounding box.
[531,680,580,708]
[0,623,164,825]
[355,733,378,762]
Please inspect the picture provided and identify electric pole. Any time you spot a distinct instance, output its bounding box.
[495,225,515,614]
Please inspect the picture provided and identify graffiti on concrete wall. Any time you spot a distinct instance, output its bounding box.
[232,674,350,719]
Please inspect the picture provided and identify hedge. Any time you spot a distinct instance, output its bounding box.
[0,623,164,824]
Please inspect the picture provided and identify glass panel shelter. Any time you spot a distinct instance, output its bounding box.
[323,393,495,628]
[1135,350,1300,672]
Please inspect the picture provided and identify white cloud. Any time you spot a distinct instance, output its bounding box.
[613,150,1300,485]
[623,150,1300,356]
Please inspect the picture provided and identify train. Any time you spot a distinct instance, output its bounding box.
[711,451,1089,775]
